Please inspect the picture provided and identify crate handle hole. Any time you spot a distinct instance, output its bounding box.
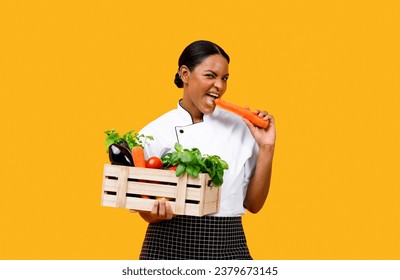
[104,191,117,196]
[185,199,200,205]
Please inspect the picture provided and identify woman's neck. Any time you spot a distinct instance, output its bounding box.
[179,99,203,123]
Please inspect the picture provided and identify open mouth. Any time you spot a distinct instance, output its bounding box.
[205,93,220,105]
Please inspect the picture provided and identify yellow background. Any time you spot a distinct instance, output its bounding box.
[1,0,399,259]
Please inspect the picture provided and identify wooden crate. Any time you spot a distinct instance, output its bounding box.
[101,164,220,216]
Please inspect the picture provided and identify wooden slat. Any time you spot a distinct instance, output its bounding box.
[185,188,202,201]
[182,203,202,216]
[104,164,178,183]
[174,174,188,215]
[202,201,219,215]
[125,197,157,211]
[216,186,221,212]
[103,164,123,177]
[101,194,118,207]
[102,193,218,216]
[115,166,129,208]
[197,174,207,216]
[127,167,179,183]
[102,178,118,190]
[128,182,177,198]
[101,165,109,206]
[104,179,203,201]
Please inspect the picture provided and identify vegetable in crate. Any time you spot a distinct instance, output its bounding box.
[108,144,134,166]
[104,129,153,151]
[146,156,163,169]
[104,129,153,166]
[161,143,228,187]
[131,146,146,168]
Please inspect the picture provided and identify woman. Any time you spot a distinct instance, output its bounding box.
[134,40,276,260]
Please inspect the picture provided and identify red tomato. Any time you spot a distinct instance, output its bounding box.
[146,157,163,169]
[168,165,177,171]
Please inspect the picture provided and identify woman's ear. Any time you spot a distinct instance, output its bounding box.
[179,66,190,84]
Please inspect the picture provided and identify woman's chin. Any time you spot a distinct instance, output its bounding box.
[202,105,216,115]
[202,100,217,113]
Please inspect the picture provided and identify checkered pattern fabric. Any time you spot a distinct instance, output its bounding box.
[139,215,252,260]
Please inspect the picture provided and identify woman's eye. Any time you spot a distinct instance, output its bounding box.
[222,77,229,81]
[206,74,215,78]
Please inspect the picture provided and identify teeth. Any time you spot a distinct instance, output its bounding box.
[207,93,219,98]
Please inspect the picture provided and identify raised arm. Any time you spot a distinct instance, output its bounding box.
[243,110,276,213]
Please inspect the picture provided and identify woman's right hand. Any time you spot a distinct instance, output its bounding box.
[130,198,174,223]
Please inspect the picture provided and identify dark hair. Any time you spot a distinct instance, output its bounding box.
[174,40,230,88]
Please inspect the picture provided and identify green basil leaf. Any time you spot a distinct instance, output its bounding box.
[176,164,186,177]
[161,153,171,165]
[181,151,193,163]
[170,153,180,164]
[192,166,201,178]
[174,142,183,152]
[219,159,229,170]
[211,173,223,187]
[186,165,196,177]
[208,169,216,178]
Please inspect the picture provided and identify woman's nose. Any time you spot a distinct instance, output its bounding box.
[214,79,224,92]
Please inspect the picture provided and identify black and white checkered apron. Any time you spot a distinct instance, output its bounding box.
[139,215,252,260]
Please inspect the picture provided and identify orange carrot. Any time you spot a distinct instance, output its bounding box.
[131,146,146,167]
[131,146,150,198]
[215,99,269,128]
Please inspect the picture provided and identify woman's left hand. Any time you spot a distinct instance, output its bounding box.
[243,108,276,147]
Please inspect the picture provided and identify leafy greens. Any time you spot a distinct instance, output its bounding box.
[161,143,229,187]
[104,129,153,152]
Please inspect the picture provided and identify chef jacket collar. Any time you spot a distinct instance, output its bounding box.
[177,99,215,124]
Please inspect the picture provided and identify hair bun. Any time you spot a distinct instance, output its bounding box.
[174,72,183,88]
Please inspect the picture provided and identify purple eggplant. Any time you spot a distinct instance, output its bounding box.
[118,139,130,151]
[108,144,134,166]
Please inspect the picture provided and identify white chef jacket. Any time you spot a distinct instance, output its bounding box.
[139,101,259,217]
